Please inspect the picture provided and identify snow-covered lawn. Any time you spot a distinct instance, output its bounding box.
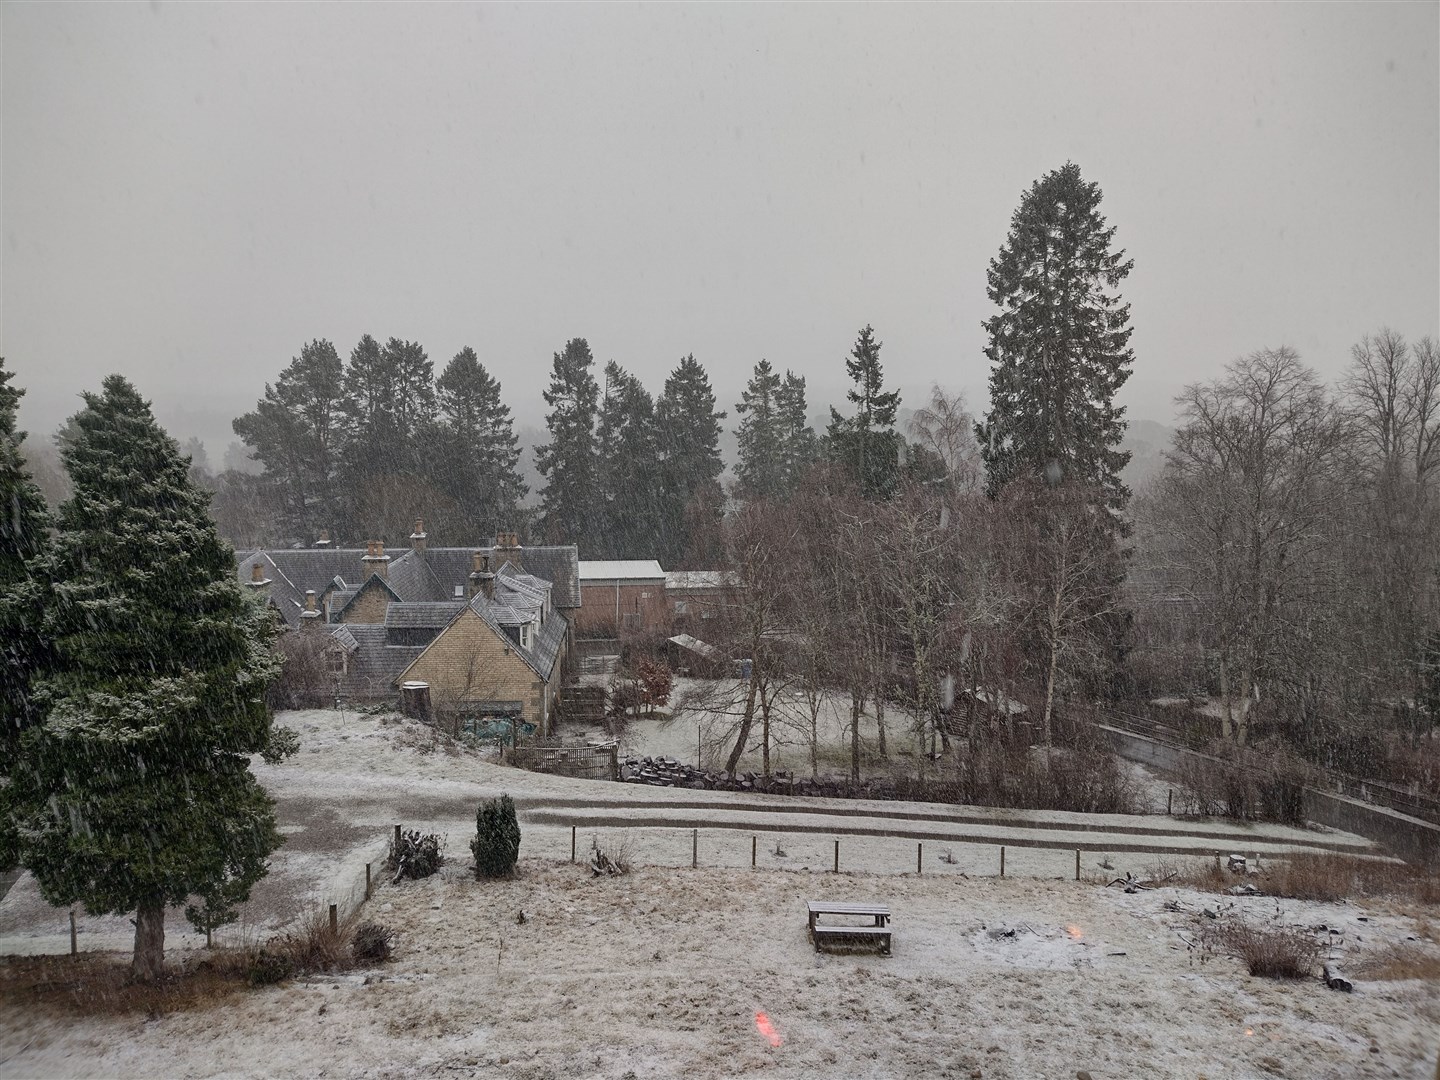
[4,859,1438,1079]
[3,707,1435,1078]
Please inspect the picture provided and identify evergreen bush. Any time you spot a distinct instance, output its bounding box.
[471,795,521,879]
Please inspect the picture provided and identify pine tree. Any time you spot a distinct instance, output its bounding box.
[0,358,51,868]
[232,339,346,540]
[826,325,902,500]
[734,360,785,501]
[777,372,817,492]
[535,338,600,546]
[975,163,1134,513]
[5,376,284,981]
[655,355,726,566]
[433,347,527,536]
[595,361,661,558]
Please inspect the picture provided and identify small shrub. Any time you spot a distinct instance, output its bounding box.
[280,904,361,973]
[1214,921,1321,979]
[471,795,521,879]
[246,948,295,987]
[389,829,445,881]
[351,922,394,964]
[590,832,633,876]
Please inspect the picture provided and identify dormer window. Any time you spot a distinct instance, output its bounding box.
[520,622,533,649]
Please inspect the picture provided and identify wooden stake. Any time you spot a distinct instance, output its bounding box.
[692,828,698,869]
[752,835,757,869]
[329,904,338,936]
[394,823,401,850]
[917,842,923,875]
[1167,789,1173,815]
[1075,849,1081,881]
[365,863,372,900]
[1000,846,1005,878]
[834,839,840,874]
[69,910,77,956]
[1215,851,1221,872]
[571,825,577,864]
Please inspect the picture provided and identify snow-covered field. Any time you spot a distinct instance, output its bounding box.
[3,707,1437,1079]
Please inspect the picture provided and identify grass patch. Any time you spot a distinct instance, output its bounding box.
[1143,852,1438,905]
[1353,942,1440,981]
[0,952,248,1019]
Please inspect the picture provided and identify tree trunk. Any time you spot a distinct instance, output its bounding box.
[1041,638,1059,747]
[760,687,772,778]
[132,901,166,983]
[875,695,888,758]
[850,688,864,790]
[725,673,759,776]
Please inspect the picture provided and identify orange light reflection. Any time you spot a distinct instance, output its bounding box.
[755,1011,783,1048]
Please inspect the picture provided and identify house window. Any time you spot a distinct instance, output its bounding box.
[326,650,347,677]
[640,590,651,599]
[521,623,533,649]
[453,584,464,598]
[674,599,689,615]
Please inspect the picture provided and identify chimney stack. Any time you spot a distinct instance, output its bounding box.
[468,550,495,600]
[314,529,332,548]
[361,539,390,580]
[410,518,427,555]
[301,589,321,623]
[493,529,522,572]
[246,561,272,591]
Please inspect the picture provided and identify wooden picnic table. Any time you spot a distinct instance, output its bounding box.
[806,901,892,955]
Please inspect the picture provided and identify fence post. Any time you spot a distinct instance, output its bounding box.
[70,910,77,956]
[365,863,372,901]
[834,839,840,874]
[1214,850,1221,873]
[329,904,338,936]
[1075,849,1081,881]
[1000,846,1005,878]
[917,842,923,875]
[571,825,577,864]
[692,829,698,869]
[1167,789,1173,815]
[394,824,401,851]
[752,835,757,869]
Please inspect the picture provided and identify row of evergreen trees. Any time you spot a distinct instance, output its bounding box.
[232,337,526,546]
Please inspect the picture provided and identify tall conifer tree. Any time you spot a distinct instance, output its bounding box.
[827,325,902,500]
[5,376,283,980]
[595,361,661,558]
[434,347,526,535]
[656,355,726,565]
[734,360,785,502]
[0,358,51,868]
[231,339,346,541]
[536,338,600,546]
[975,163,1134,513]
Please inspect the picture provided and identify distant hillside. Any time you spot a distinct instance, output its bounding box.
[1121,418,1174,493]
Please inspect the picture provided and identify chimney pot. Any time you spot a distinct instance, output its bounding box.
[251,563,264,583]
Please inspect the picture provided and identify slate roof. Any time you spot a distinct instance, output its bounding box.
[384,602,467,629]
[236,541,581,626]
[666,570,741,591]
[329,624,427,700]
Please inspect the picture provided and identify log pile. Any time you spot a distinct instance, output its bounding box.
[617,756,901,799]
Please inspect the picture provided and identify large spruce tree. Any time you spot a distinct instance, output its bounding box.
[827,325,902,500]
[655,355,726,565]
[975,163,1134,512]
[0,358,51,868]
[6,376,283,981]
[734,360,785,501]
[777,371,817,492]
[231,338,346,541]
[433,347,527,536]
[535,338,600,546]
[595,361,661,558]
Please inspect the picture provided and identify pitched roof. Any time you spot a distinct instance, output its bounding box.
[329,624,426,699]
[236,541,581,622]
[579,559,666,582]
[384,601,467,629]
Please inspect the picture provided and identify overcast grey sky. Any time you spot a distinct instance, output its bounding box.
[3,2,1437,453]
